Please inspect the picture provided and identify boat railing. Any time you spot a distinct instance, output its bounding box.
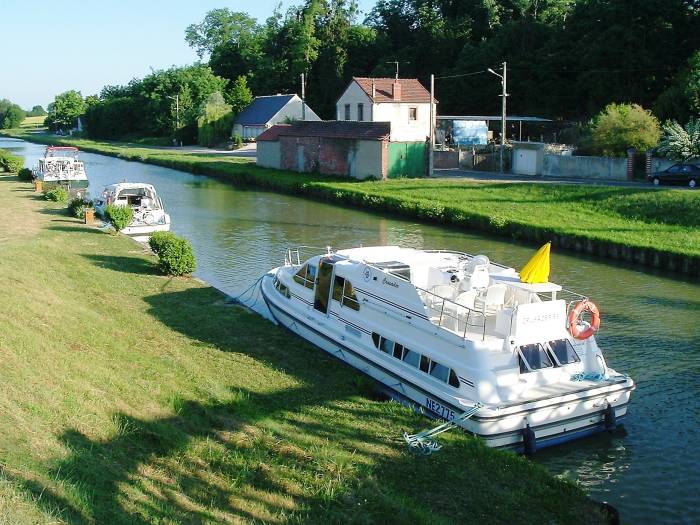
[284,245,331,267]
[417,287,488,340]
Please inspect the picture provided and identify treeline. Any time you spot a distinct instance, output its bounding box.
[189,0,699,121]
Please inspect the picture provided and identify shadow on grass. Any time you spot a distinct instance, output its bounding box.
[82,254,156,275]
[8,287,605,524]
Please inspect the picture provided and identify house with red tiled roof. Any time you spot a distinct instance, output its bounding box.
[336,77,436,142]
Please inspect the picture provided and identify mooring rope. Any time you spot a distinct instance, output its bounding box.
[403,403,483,455]
[230,275,264,308]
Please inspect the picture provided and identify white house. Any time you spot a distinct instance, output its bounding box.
[233,94,320,140]
[335,77,435,142]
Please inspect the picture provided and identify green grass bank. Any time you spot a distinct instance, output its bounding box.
[5,129,699,276]
[0,170,610,523]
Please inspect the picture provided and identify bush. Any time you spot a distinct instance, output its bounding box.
[44,187,69,203]
[153,233,196,276]
[148,231,178,255]
[589,103,661,156]
[68,197,92,219]
[17,167,33,181]
[231,133,243,149]
[657,118,700,161]
[0,149,24,173]
[105,204,134,231]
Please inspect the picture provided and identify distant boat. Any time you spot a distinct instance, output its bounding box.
[93,182,171,239]
[32,146,88,189]
[261,245,635,452]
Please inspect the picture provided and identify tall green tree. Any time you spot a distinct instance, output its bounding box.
[185,9,259,58]
[27,105,47,117]
[45,91,86,131]
[0,99,26,129]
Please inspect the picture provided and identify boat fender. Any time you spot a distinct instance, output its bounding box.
[568,299,601,340]
[522,424,537,456]
[604,403,616,433]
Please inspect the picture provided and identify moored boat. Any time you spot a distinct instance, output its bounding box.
[261,245,635,452]
[93,182,171,239]
[32,146,88,190]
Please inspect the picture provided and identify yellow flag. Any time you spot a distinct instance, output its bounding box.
[520,242,551,284]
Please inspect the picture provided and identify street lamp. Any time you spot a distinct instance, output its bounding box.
[487,63,507,173]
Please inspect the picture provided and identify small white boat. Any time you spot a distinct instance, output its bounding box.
[261,245,635,452]
[93,182,171,238]
[32,146,88,189]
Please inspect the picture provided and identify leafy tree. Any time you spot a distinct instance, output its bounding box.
[654,50,700,123]
[589,103,661,156]
[657,118,700,161]
[0,99,26,129]
[45,91,86,131]
[227,76,253,115]
[27,105,47,117]
[197,92,233,147]
[185,9,259,58]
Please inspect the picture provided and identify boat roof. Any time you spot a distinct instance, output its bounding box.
[104,182,158,192]
[47,146,79,151]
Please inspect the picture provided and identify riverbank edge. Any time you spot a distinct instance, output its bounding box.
[5,130,698,277]
[0,173,614,524]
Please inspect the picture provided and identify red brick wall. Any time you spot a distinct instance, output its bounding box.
[280,136,321,172]
[318,139,351,176]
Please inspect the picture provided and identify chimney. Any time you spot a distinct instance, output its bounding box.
[371,80,376,99]
[392,80,401,101]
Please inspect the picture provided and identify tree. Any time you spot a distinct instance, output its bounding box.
[0,99,26,129]
[654,49,700,123]
[45,91,86,131]
[657,118,700,161]
[197,92,234,147]
[227,76,253,115]
[185,9,259,58]
[27,105,47,117]
[589,103,661,156]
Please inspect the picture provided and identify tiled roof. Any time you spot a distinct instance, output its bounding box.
[234,95,296,126]
[257,121,391,141]
[352,77,433,103]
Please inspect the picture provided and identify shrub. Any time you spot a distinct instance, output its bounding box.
[44,187,69,203]
[68,197,92,219]
[154,234,196,276]
[231,133,243,149]
[148,231,178,255]
[105,204,134,231]
[657,118,700,161]
[17,167,33,181]
[0,149,24,173]
[197,92,233,147]
[589,103,661,156]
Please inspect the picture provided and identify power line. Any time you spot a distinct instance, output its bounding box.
[435,70,487,80]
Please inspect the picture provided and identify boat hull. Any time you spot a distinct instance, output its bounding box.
[261,273,634,451]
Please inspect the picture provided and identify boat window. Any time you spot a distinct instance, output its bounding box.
[393,343,405,359]
[518,343,553,373]
[419,355,431,373]
[372,332,380,348]
[293,264,315,289]
[430,361,450,382]
[548,339,580,365]
[273,278,290,298]
[332,276,345,302]
[342,281,360,311]
[448,369,460,388]
[402,349,420,368]
[379,337,394,354]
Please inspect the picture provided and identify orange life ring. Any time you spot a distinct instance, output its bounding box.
[568,299,600,340]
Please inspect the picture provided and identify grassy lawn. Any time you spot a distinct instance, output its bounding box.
[3,128,697,263]
[20,115,46,128]
[0,173,608,524]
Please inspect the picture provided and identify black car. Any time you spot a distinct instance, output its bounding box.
[648,163,700,188]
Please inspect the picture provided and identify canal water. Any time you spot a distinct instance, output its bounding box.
[4,137,699,524]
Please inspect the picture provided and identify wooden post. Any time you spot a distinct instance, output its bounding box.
[84,208,95,225]
[34,180,43,192]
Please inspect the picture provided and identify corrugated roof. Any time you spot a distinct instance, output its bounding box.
[257,121,391,141]
[352,77,433,103]
[235,95,296,126]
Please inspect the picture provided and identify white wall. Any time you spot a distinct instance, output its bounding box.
[256,141,281,169]
[270,95,321,125]
[336,82,373,121]
[373,102,432,142]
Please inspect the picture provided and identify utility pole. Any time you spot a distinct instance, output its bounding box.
[169,94,180,147]
[487,62,508,173]
[429,73,435,177]
[301,73,306,120]
[386,61,409,80]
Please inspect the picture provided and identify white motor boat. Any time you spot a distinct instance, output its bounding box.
[261,245,635,452]
[93,182,171,238]
[32,146,88,189]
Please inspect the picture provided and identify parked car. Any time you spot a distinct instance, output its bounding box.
[648,163,700,188]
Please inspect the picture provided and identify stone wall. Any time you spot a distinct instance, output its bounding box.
[542,154,627,180]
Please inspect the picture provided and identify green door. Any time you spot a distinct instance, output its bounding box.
[388,142,427,178]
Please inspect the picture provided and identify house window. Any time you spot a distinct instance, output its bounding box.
[357,103,364,121]
[344,104,351,121]
[409,107,417,121]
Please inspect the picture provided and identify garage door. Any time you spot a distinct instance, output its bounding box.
[514,149,537,175]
